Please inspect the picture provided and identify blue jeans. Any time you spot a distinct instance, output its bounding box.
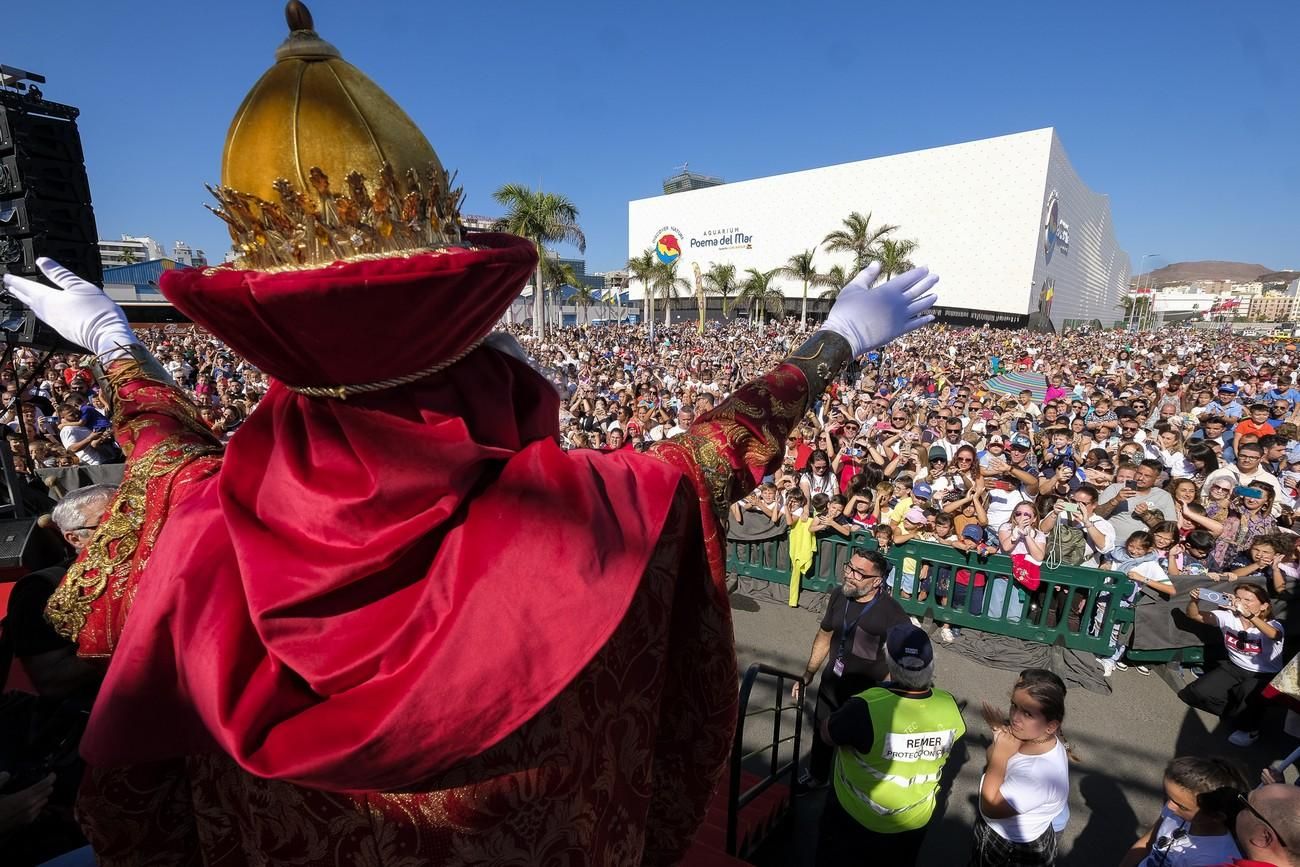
[986,577,1026,623]
[951,580,986,616]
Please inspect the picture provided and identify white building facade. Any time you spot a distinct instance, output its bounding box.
[627,128,1130,330]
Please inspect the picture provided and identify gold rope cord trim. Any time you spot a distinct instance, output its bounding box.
[46,437,222,642]
[285,336,486,400]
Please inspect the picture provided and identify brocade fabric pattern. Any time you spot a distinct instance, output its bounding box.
[71,358,815,864]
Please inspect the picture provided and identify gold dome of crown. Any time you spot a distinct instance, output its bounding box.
[209,1,463,270]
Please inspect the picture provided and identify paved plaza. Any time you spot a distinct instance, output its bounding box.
[729,591,1287,866]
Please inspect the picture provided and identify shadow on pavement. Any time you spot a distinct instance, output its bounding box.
[1062,773,1140,866]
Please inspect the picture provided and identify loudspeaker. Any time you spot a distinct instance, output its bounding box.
[0,518,61,581]
[1,153,93,204]
[0,86,101,351]
[0,101,84,163]
[0,193,99,246]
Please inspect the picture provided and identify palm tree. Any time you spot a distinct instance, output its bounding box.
[691,262,707,334]
[652,260,690,327]
[569,284,599,324]
[735,267,784,326]
[822,211,898,272]
[1116,294,1151,329]
[777,248,834,324]
[877,238,918,280]
[818,264,851,308]
[492,183,586,338]
[701,263,740,319]
[626,248,657,334]
[541,257,584,328]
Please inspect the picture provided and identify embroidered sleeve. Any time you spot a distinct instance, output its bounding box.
[99,349,221,459]
[45,356,224,655]
[648,331,853,518]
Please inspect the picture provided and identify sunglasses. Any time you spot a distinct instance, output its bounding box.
[1225,789,1290,849]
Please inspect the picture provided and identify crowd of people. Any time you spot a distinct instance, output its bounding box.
[0,327,268,481]
[519,315,1300,865]
[3,314,1300,865]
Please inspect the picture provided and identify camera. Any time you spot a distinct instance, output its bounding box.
[1060,502,1080,515]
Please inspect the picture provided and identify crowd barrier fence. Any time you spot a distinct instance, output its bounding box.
[725,531,1205,666]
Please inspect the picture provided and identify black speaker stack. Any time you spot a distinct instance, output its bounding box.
[0,65,99,351]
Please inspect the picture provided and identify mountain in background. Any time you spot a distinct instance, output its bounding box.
[1258,270,1300,285]
[1131,260,1290,287]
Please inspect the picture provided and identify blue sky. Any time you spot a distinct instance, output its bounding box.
[8,1,1297,274]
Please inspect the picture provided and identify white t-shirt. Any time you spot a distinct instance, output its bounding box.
[982,740,1070,843]
[59,424,109,466]
[802,471,839,497]
[1136,808,1241,866]
[1127,561,1168,586]
[986,487,1032,529]
[1211,609,1285,673]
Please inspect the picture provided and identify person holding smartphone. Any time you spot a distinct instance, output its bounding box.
[1179,583,1284,747]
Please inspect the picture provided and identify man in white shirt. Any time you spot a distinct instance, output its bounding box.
[934,417,971,461]
[648,407,694,442]
[57,405,114,466]
[1201,441,1288,512]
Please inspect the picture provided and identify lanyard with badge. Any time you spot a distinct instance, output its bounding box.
[833,594,879,676]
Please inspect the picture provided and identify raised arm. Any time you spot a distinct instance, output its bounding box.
[650,264,938,517]
[3,260,223,657]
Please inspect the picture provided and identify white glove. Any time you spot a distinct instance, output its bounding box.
[2,258,139,360]
[823,262,939,356]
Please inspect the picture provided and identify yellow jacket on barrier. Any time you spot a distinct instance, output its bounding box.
[788,518,815,607]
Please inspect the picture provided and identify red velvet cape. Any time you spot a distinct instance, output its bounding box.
[81,236,688,790]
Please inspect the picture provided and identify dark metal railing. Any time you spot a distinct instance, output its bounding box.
[727,662,803,856]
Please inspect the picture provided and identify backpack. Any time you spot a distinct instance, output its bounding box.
[1047,521,1088,567]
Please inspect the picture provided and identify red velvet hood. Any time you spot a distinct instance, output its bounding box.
[159,232,536,389]
[81,237,687,790]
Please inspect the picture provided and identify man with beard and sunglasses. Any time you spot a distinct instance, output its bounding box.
[792,549,911,789]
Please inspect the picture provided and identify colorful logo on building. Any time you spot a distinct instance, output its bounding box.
[1042,191,1070,264]
[653,226,684,265]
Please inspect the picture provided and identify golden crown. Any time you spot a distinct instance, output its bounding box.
[209,1,464,270]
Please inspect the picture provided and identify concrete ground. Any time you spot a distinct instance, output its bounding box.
[727,591,1292,866]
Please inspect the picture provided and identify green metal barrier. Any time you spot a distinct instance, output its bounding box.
[726,532,1204,665]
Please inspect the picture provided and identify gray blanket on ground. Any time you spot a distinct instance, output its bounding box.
[942,630,1113,695]
[1130,576,1233,652]
[726,510,788,543]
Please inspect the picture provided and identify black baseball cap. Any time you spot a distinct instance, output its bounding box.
[886,623,934,669]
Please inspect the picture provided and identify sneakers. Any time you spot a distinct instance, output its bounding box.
[1098,659,1117,678]
[1135,665,1151,676]
[1114,661,1129,671]
[939,625,957,644]
[1228,730,1259,747]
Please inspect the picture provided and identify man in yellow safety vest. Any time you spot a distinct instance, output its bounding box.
[815,623,966,865]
